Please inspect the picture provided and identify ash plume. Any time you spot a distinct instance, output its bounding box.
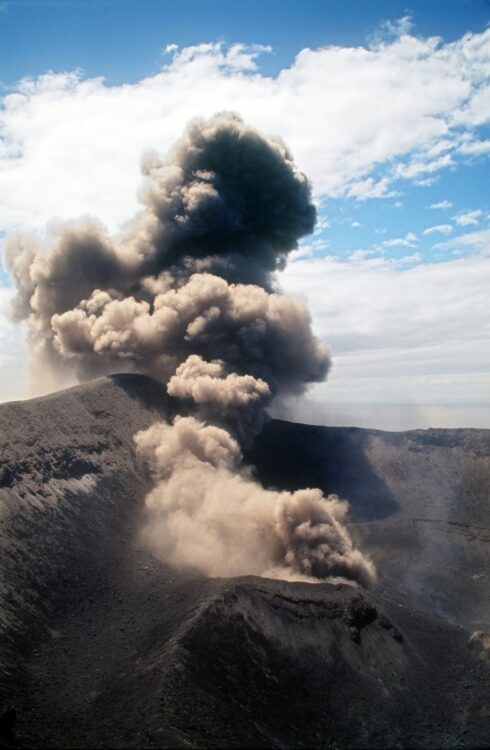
[4,112,375,586]
[136,416,375,585]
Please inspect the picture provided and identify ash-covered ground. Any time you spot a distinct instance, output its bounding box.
[1,374,490,748]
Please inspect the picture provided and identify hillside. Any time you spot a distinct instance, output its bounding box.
[1,374,489,748]
[249,419,490,628]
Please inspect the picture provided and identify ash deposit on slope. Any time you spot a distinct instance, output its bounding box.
[5,113,375,585]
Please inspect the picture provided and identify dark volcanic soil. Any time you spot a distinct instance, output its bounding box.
[1,374,490,748]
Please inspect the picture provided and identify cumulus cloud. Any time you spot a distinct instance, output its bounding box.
[394,153,454,181]
[423,224,453,235]
[453,209,482,226]
[382,232,418,248]
[368,14,414,46]
[434,227,490,255]
[0,28,489,233]
[0,287,28,401]
[459,139,490,156]
[429,200,453,210]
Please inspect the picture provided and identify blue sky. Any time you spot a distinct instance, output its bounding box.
[2,1,489,85]
[0,0,489,427]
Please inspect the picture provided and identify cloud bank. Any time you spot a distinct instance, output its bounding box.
[280,246,490,408]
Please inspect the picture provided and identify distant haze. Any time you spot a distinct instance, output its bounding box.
[271,399,490,432]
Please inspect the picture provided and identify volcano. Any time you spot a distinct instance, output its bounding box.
[1,374,490,748]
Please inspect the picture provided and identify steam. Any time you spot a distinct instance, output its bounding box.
[5,112,375,586]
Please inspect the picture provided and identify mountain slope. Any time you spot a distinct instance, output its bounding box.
[1,375,490,748]
[0,376,171,711]
[249,419,490,628]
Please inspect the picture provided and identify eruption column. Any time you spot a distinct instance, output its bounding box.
[5,113,375,586]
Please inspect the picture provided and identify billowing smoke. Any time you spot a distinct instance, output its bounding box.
[5,112,375,586]
[135,416,375,585]
[4,112,317,387]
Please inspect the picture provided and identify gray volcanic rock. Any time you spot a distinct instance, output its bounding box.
[1,374,490,748]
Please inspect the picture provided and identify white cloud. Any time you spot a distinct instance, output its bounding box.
[368,14,414,47]
[0,287,27,402]
[394,152,453,180]
[423,224,453,235]
[0,28,489,234]
[435,227,490,253]
[280,249,490,406]
[161,42,273,72]
[453,209,483,226]
[414,175,439,187]
[382,232,418,248]
[396,252,422,266]
[315,215,331,231]
[345,176,394,200]
[348,249,378,262]
[459,139,490,156]
[429,200,453,209]
[453,75,490,126]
